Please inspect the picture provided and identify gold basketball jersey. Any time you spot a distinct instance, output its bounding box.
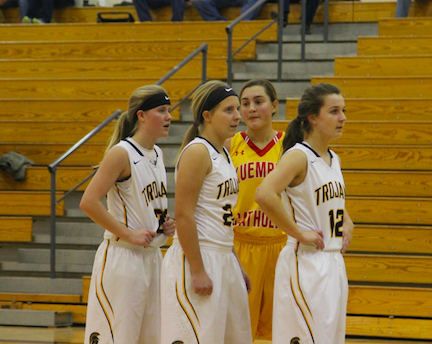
[230,131,287,238]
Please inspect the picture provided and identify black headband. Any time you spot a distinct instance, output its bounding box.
[199,86,238,116]
[136,93,171,114]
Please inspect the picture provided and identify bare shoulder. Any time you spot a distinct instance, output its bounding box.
[104,146,129,166]
[178,143,211,173]
[99,145,130,180]
[280,148,308,166]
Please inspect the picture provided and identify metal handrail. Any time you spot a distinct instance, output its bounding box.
[226,0,284,85]
[301,0,330,61]
[324,0,330,43]
[47,42,208,278]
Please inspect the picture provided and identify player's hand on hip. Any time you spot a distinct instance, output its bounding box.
[162,215,176,237]
[128,229,157,247]
[341,222,354,254]
[300,230,325,250]
[192,271,213,296]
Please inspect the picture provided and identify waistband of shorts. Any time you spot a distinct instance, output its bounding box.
[106,238,159,252]
[172,238,233,253]
[234,231,287,245]
[286,241,341,252]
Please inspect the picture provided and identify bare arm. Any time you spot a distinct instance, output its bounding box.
[175,144,213,296]
[79,146,156,247]
[255,150,325,249]
[341,208,354,254]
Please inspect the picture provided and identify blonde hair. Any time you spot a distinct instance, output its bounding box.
[176,80,228,159]
[105,85,168,155]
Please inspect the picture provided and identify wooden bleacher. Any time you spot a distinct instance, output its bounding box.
[0,40,254,60]
[0,191,64,216]
[0,217,32,242]
[0,21,276,41]
[379,17,432,35]
[335,55,432,76]
[286,98,432,121]
[358,36,432,56]
[312,76,432,98]
[274,121,432,145]
[0,167,93,191]
[281,15,432,341]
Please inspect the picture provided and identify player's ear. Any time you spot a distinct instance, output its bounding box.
[202,110,212,123]
[272,99,278,116]
[136,109,146,122]
[307,113,317,125]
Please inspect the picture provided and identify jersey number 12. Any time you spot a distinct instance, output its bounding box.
[328,209,343,237]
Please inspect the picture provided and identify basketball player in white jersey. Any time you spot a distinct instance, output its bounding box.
[161,80,253,344]
[80,85,176,344]
[256,83,355,344]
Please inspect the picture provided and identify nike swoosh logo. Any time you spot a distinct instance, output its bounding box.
[225,88,232,92]
[213,157,218,160]
[165,96,169,100]
[311,160,316,164]
[133,160,140,164]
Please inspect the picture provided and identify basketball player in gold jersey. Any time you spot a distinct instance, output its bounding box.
[225,79,286,341]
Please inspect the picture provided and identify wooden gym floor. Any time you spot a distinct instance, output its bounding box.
[0,326,430,344]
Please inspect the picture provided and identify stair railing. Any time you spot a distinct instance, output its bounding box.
[226,0,284,85]
[47,42,208,278]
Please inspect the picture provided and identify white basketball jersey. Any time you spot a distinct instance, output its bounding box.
[104,138,168,247]
[282,142,346,251]
[175,137,239,248]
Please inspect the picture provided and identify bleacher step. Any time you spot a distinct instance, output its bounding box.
[234,61,334,81]
[256,42,358,60]
[232,81,310,98]
[0,309,73,327]
[32,221,104,245]
[0,261,94,274]
[282,22,379,41]
[64,197,176,218]
[0,277,82,294]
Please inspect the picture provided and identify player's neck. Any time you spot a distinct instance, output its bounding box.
[304,136,329,158]
[130,132,156,150]
[245,125,276,148]
[200,131,225,154]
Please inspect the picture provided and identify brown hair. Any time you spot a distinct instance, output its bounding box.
[282,83,341,154]
[239,78,278,116]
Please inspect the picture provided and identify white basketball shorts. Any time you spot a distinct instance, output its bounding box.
[273,242,348,344]
[161,242,252,344]
[84,239,162,344]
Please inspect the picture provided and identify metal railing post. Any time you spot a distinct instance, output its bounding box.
[49,167,57,279]
[227,31,233,86]
[277,0,283,81]
[324,0,329,43]
[301,0,306,62]
[202,45,208,84]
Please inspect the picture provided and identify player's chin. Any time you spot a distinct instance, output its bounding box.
[227,126,238,136]
[160,127,170,136]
